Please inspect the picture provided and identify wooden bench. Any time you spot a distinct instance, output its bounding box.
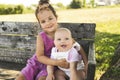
[0,21,96,80]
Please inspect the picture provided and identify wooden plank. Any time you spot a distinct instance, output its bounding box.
[59,23,96,39]
[0,21,40,36]
[0,48,34,64]
[0,61,25,70]
[0,35,36,50]
[0,22,96,39]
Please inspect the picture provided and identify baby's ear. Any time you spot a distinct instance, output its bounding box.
[72,38,76,43]
[54,40,55,44]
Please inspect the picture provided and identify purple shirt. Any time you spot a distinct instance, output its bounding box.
[27,31,54,69]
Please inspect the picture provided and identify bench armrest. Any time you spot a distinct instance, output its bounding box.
[86,42,96,80]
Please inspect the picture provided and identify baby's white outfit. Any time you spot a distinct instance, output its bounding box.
[51,43,84,77]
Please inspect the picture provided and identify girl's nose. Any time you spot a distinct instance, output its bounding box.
[46,20,51,25]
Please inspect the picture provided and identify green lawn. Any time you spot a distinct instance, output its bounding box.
[95,19,120,80]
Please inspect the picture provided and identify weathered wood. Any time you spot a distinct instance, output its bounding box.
[0,48,34,64]
[0,22,95,39]
[0,21,40,36]
[59,23,96,39]
[0,35,36,50]
[0,21,96,80]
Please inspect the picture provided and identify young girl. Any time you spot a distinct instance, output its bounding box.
[16,0,88,80]
[16,0,68,80]
[46,28,86,80]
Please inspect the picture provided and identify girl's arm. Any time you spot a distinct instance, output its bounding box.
[36,35,69,68]
[78,46,88,76]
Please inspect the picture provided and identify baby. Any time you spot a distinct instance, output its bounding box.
[46,28,85,80]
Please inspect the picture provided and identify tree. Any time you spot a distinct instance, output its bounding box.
[14,5,24,14]
[83,0,86,7]
[90,0,95,7]
[69,0,82,9]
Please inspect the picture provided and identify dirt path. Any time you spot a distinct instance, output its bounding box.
[0,68,19,80]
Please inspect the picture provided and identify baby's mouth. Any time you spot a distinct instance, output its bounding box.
[61,45,67,48]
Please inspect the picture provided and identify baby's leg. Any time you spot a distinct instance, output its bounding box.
[54,69,69,80]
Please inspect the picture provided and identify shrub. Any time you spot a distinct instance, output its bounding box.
[69,0,82,9]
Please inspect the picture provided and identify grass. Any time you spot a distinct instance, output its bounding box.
[0,6,120,80]
[95,19,120,80]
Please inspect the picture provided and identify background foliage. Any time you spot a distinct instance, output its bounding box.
[0,4,34,14]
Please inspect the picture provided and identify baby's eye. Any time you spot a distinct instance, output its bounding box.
[57,38,61,41]
[65,38,69,40]
[49,17,53,20]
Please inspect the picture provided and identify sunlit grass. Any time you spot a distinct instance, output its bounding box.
[96,20,120,34]
[95,19,120,80]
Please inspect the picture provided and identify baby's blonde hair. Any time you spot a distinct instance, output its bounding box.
[55,28,71,35]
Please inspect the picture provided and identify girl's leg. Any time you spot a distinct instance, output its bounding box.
[15,72,25,80]
[36,69,47,80]
[54,69,69,80]
[38,76,46,80]
[16,64,39,80]
[70,62,85,80]
[77,70,85,80]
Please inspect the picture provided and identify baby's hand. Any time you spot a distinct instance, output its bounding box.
[46,73,55,80]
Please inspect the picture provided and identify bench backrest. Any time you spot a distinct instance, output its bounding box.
[0,21,96,80]
[0,21,96,64]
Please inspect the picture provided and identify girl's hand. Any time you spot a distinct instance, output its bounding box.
[73,42,81,51]
[46,73,55,80]
[57,59,69,69]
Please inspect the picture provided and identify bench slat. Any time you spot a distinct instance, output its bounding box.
[0,22,96,39]
[0,35,36,50]
[59,23,96,39]
[0,22,40,35]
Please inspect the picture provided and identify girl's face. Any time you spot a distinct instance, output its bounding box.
[54,31,73,52]
[37,10,58,33]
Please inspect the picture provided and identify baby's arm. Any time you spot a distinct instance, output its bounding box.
[70,62,80,80]
[46,65,55,80]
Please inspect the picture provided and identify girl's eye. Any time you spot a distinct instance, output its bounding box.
[41,20,45,23]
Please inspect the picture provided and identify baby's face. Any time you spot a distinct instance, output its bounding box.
[54,30,73,52]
